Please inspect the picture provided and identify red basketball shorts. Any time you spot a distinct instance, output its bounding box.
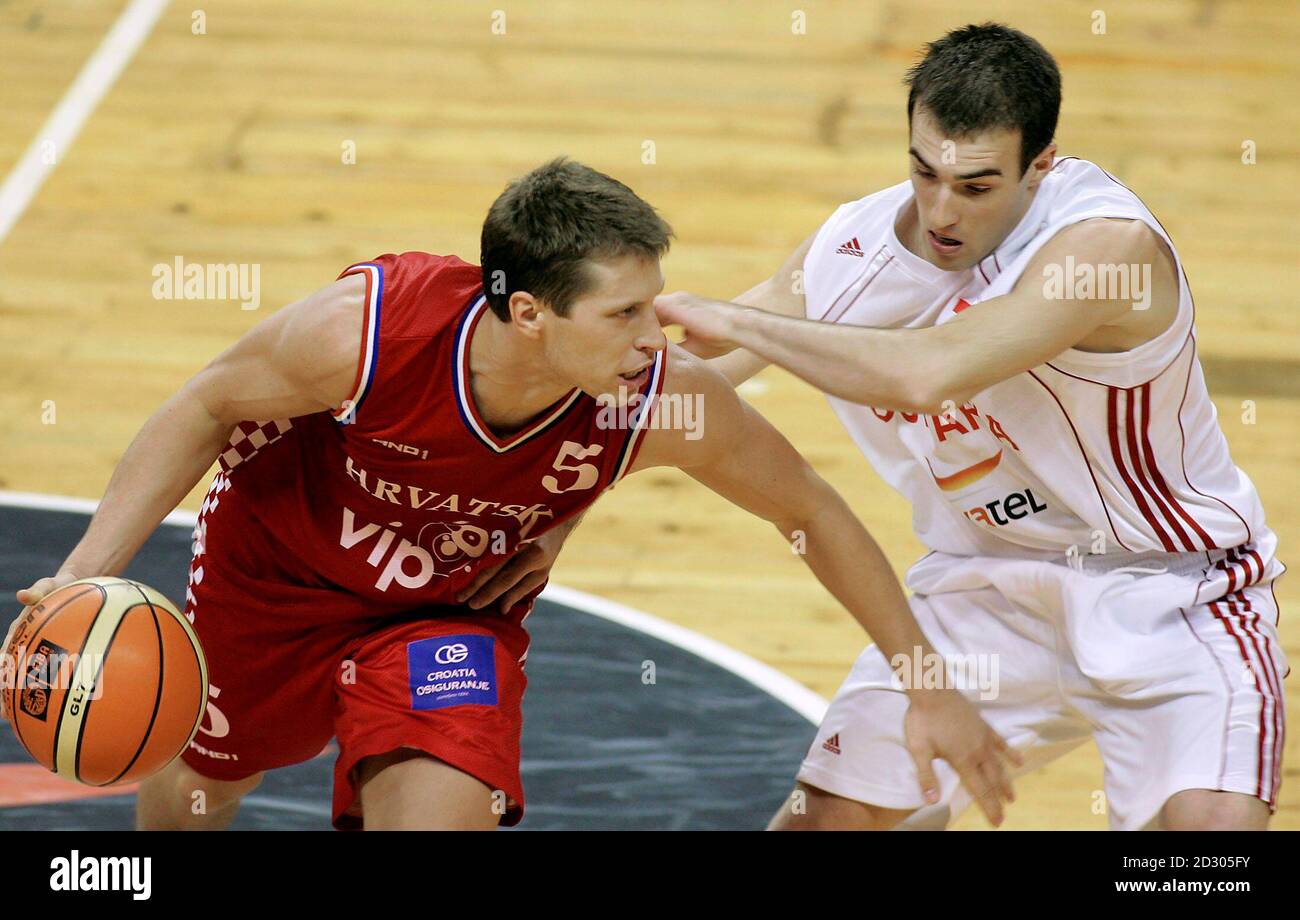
[178,484,534,828]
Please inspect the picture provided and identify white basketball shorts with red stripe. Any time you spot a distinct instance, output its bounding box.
[798,543,1288,829]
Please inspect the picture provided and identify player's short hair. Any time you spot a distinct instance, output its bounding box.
[480,158,673,321]
[904,23,1061,175]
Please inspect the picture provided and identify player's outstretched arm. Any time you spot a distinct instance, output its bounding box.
[14,275,368,607]
[629,347,1022,824]
[703,230,815,386]
[658,218,1176,412]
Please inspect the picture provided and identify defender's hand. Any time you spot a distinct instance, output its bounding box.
[654,292,743,359]
[903,689,1024,827]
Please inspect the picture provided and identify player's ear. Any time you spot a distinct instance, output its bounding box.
[1024,142,1057,191]
[508,291,545,339]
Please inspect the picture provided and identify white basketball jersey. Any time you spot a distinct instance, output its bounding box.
[803,157,1274,572]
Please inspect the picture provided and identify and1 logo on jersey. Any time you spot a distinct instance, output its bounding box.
[407,634,498,710]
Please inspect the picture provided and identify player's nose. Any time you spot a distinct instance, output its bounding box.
[635,313,668,353]
[930,186,959,230]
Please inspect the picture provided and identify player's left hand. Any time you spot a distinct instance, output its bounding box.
[903,689,1024,827]
[455,529,566,615]
[654,292,742,359]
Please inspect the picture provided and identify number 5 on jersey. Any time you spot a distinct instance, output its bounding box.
[543,441,603,494]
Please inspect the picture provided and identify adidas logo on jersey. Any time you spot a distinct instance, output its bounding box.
[835,237,865,257]
[822,732,841,755]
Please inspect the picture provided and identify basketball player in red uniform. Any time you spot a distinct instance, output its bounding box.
[8,159,1019,830]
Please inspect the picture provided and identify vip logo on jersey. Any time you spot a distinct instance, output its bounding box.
[408,634,497,711]
[835,237,865,257]
[339,507,524,592]
[416,519,500,566]
[963,487,1048,528]
[340,506,449,592]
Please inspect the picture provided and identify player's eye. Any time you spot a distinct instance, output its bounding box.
[967,185,991,195]
[913,167,936,180]
[619,304,639,317]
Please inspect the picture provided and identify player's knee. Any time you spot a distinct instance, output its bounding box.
[1160,790,1269,831]
[767,782,910,831]
[356,748,500,830]
[179,760,263,809]
[137,757,263,828]
[355,747,427,788]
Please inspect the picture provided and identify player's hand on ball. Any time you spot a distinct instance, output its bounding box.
[654,291,741,359]
[455,530,566,615]
[4,571,85,720]
[15,571,85,611]
[903,689,1024,827]
[6,571,85,654]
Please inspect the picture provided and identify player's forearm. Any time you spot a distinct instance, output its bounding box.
[783,490,938,671]
[61,387,234,577]
[706,281,777,386]
[729,305,947,412]
[707,348,768,387]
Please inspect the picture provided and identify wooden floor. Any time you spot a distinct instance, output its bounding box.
[1,0,1296,829]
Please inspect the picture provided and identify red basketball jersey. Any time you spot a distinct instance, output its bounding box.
[200,251,666,614]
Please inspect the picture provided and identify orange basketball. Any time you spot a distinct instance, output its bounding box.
[2,576,207,785]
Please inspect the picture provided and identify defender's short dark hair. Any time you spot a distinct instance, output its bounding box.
[905,23,1061,175]
[480,158,673,321]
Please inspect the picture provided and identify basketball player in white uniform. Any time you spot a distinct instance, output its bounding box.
[656,24,1286,830]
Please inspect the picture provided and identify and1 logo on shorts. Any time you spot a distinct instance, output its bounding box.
[407,634,497,711]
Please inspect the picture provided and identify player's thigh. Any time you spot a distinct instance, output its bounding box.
[332,611,531,830]
[356,748,500,831]
[768,781,914,830]
[798,588,1087,823]
[1083,585,1286,831]
[183,531,353,775]
[1159,789,1270,831]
